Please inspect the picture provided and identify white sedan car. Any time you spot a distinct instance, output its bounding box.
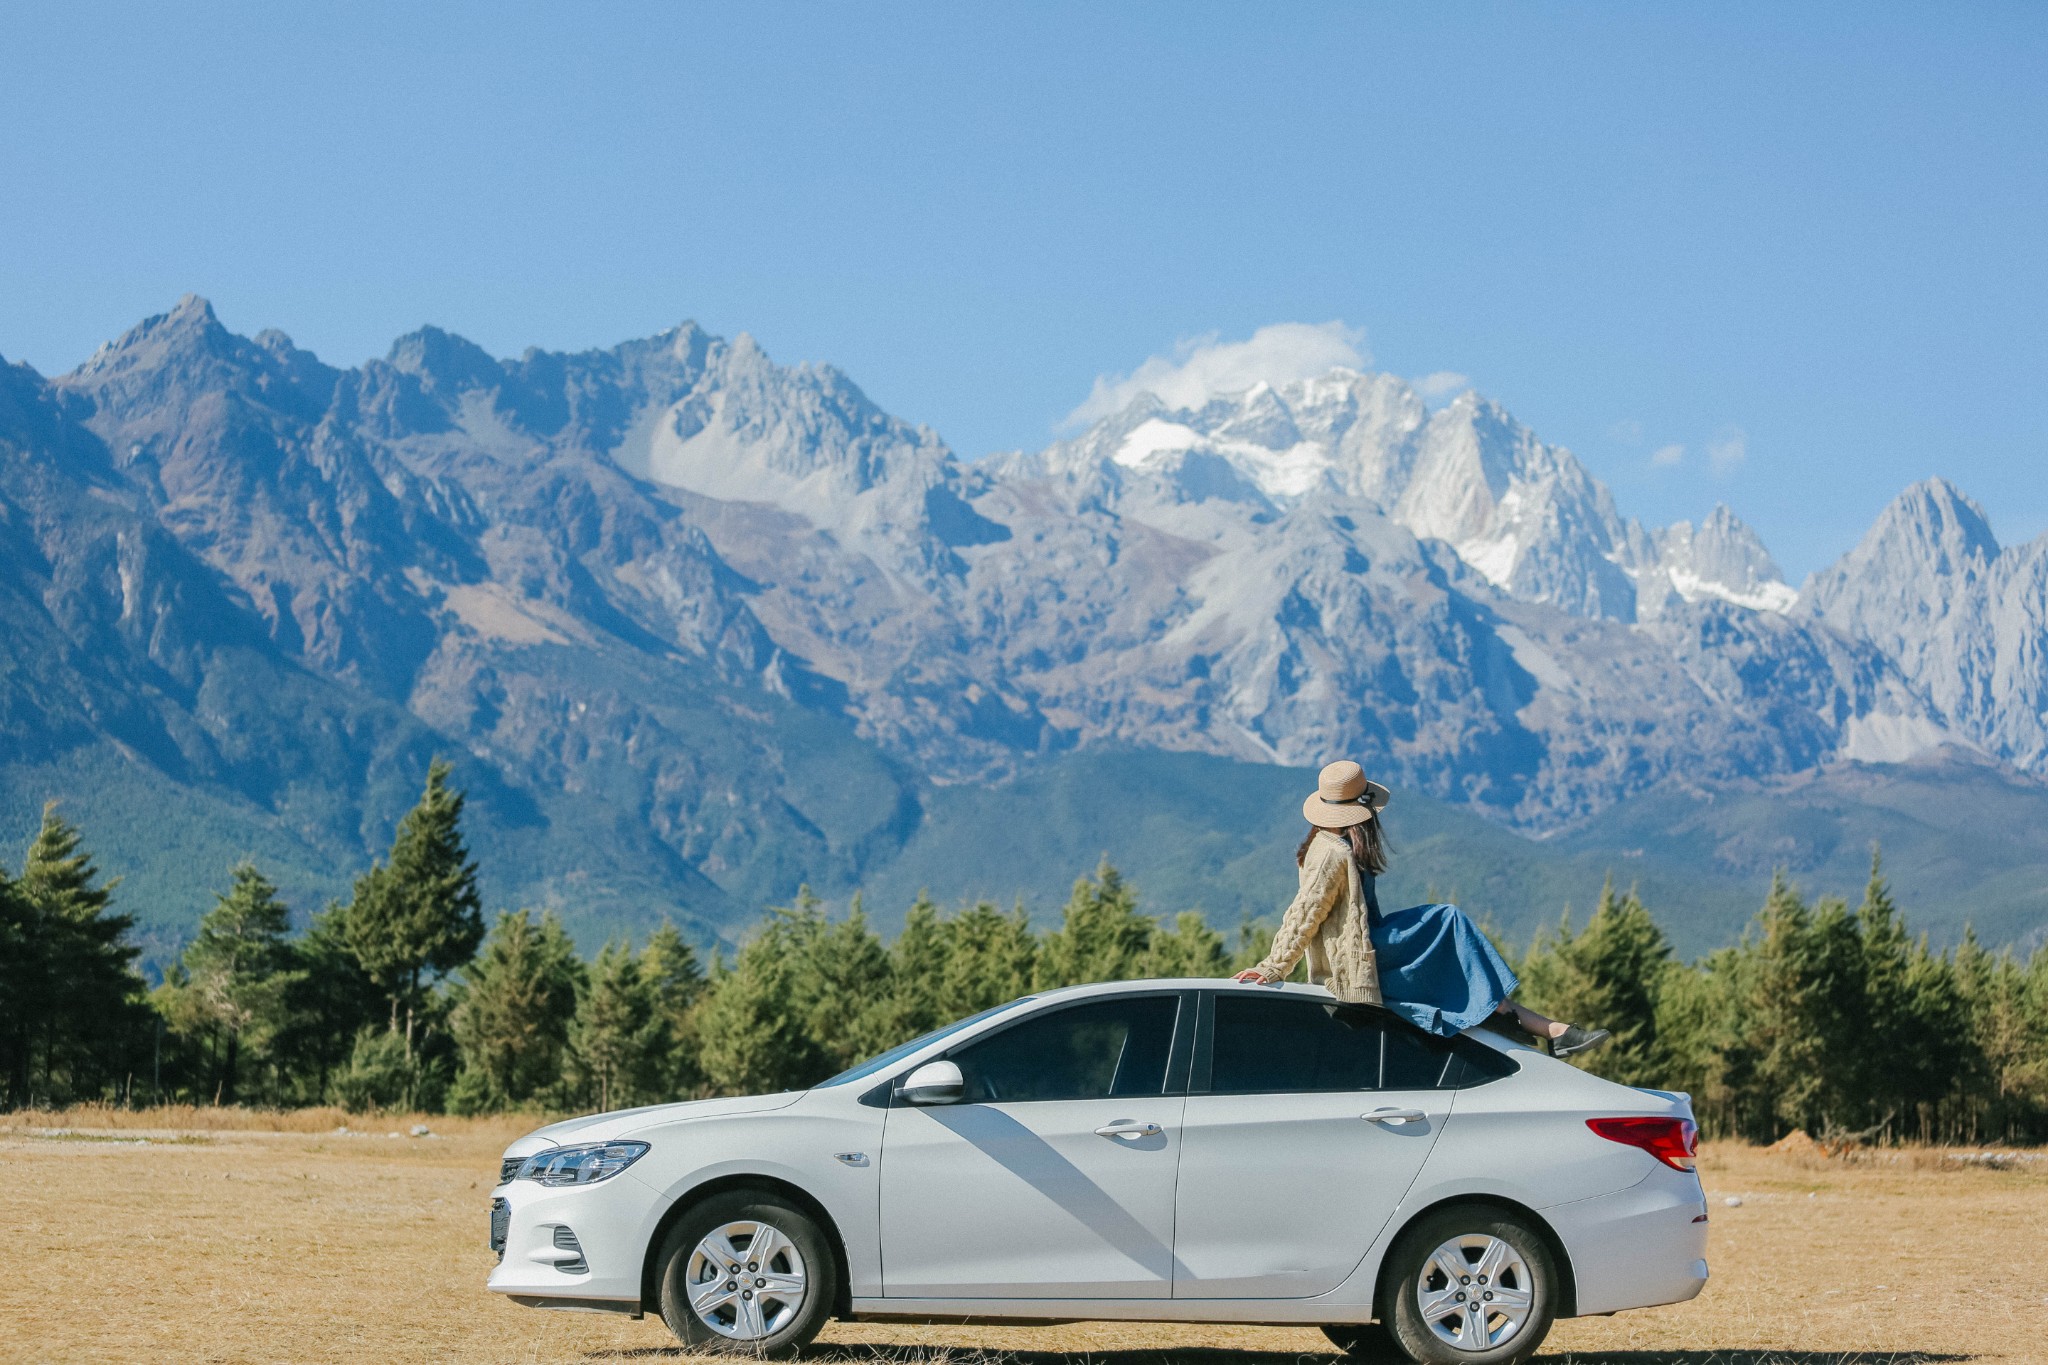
[489,980,1707,1365]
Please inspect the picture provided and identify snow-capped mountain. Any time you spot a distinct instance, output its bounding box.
[1017,371,1795,625]
[1,298,2038,945]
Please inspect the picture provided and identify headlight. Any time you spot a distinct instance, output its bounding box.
[516,1141,650,1187]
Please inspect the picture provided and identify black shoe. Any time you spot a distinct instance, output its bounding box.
[1552,1025,1611,1059]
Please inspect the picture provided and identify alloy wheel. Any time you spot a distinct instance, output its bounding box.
[1413,1233,1534,1352]
[684,1219,810,1341]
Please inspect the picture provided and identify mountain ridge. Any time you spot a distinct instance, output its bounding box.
[2,299,2042,957]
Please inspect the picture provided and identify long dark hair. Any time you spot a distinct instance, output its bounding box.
[1296,815,1389,878]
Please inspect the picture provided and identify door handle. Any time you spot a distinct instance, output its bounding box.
[1094,1121,1164,1140]
[1362,1107,1427,1125]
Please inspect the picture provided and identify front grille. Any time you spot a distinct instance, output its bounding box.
[499,1156,523,1185]
[490,1198,509,1259]
[552,1224,588,1275]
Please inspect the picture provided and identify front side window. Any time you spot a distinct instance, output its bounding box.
[950,995,1179,1102]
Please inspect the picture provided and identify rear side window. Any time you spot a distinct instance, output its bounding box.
[1382,1020,1457,1089]
[1203,994,1507,1092]
[951,995,1179,1102]
[1207,995,1384,1093]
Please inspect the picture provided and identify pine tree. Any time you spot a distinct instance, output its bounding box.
[571,941,659,1112]
[938,901,1037,1017]
[781,893,895,1071]
[13,806,142,1105]
[881,894,948,1040]
[1966,948,2041,1141]
[1849,848,1967,1138]
[1147,911,1228,978]
[1898,933,1969,1141]
[344,760,485,1056]
[0,865,41,1108]
[692,919,825,1095]
[273,903,387,1106]
[638,921,707,1098]
[1802,893,1871,1131]
[1517,881,1676,1087]
[1652,953,1737,1132]
[1746,874,1826,1137]
[1037,859,1153,988]
[446,909,583,1113]
[175,863,297,1105]
[1949,928,1997,1141]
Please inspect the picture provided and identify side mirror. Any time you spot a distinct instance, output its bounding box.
[898,1059,964,1106]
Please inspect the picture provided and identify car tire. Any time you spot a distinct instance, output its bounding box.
[1377,1205,1557,1365]
[656,1188,838,1357]
[1322,1320,1405,1362]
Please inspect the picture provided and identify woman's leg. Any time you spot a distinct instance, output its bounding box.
[1495,1000,1568,1040]
[1493,999,1612,1057]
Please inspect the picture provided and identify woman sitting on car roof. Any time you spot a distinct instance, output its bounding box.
[1235,760,1611,1059]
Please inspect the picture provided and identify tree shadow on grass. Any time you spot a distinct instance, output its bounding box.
[587,1346,1974,1365]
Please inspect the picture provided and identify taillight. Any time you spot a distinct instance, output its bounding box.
[1587,1116,1698,1171]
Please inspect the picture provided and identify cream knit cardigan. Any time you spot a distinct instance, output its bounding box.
[1251,830,1383,1005]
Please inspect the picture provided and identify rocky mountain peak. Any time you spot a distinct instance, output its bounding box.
[386,326,505,395]
[1863,477,2000,572]
[69,294,236,381]
[60,294,339,429]
[1798,478,2046,773]
[1641,503,1795,616]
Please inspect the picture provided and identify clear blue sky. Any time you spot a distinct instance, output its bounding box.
[4,3,2044,577]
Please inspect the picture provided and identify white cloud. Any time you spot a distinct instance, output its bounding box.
[1708,428,1746,476]
[1650,442,1685,468]
[1412,370,1471,402]
[1609,418,1645,445]
[1063,321,1369,428]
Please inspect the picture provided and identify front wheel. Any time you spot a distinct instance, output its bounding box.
[656,1189,837,1356]
[1379,1206,1557,1364]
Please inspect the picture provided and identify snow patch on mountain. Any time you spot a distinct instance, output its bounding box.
[1839,711,1967,765]
[1049,365,1796,627]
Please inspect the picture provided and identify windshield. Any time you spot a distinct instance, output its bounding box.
[813,999,1034,1088]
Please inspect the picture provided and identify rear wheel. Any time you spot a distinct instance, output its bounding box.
[1379,1206,1557,1364]
[656,1189,837,1357]
[1322,1321,1404,1362]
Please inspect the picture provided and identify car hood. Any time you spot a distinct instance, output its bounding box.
[503,1092,805,1157]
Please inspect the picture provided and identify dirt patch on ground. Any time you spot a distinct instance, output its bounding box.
[3,1113,2038,1363]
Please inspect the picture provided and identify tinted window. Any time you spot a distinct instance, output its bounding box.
[1208,995,1384,1093]
[1381,1020,1457,1089]
[951,996,1179,1102]
[817,1000,1034,1087]
[1443,1042,1518,1088]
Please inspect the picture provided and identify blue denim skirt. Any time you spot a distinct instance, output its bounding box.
[1371,902,1520,1037]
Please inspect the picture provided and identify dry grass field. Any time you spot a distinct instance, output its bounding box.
[3,1107,2042,1365]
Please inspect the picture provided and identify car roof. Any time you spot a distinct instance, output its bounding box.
[1020,978,1529,1055]
[1031,977,1335,1000]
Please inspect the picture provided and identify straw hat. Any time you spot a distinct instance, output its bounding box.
[1303,760,1391,828]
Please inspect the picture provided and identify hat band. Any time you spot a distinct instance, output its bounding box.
[1320,794,1370,805]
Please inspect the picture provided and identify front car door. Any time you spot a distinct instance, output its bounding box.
[878,991,1191,1299]
[1171,990,1463,1298]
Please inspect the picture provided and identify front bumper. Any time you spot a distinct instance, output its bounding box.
[1546,1165,1709,1317]
[486,1170,672,1307]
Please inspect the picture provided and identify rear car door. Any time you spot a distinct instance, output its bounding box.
[1171,991,1461,1298]
[879,991,1190,1299]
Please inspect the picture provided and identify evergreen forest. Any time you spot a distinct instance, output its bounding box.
[4,762,2044,1144]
